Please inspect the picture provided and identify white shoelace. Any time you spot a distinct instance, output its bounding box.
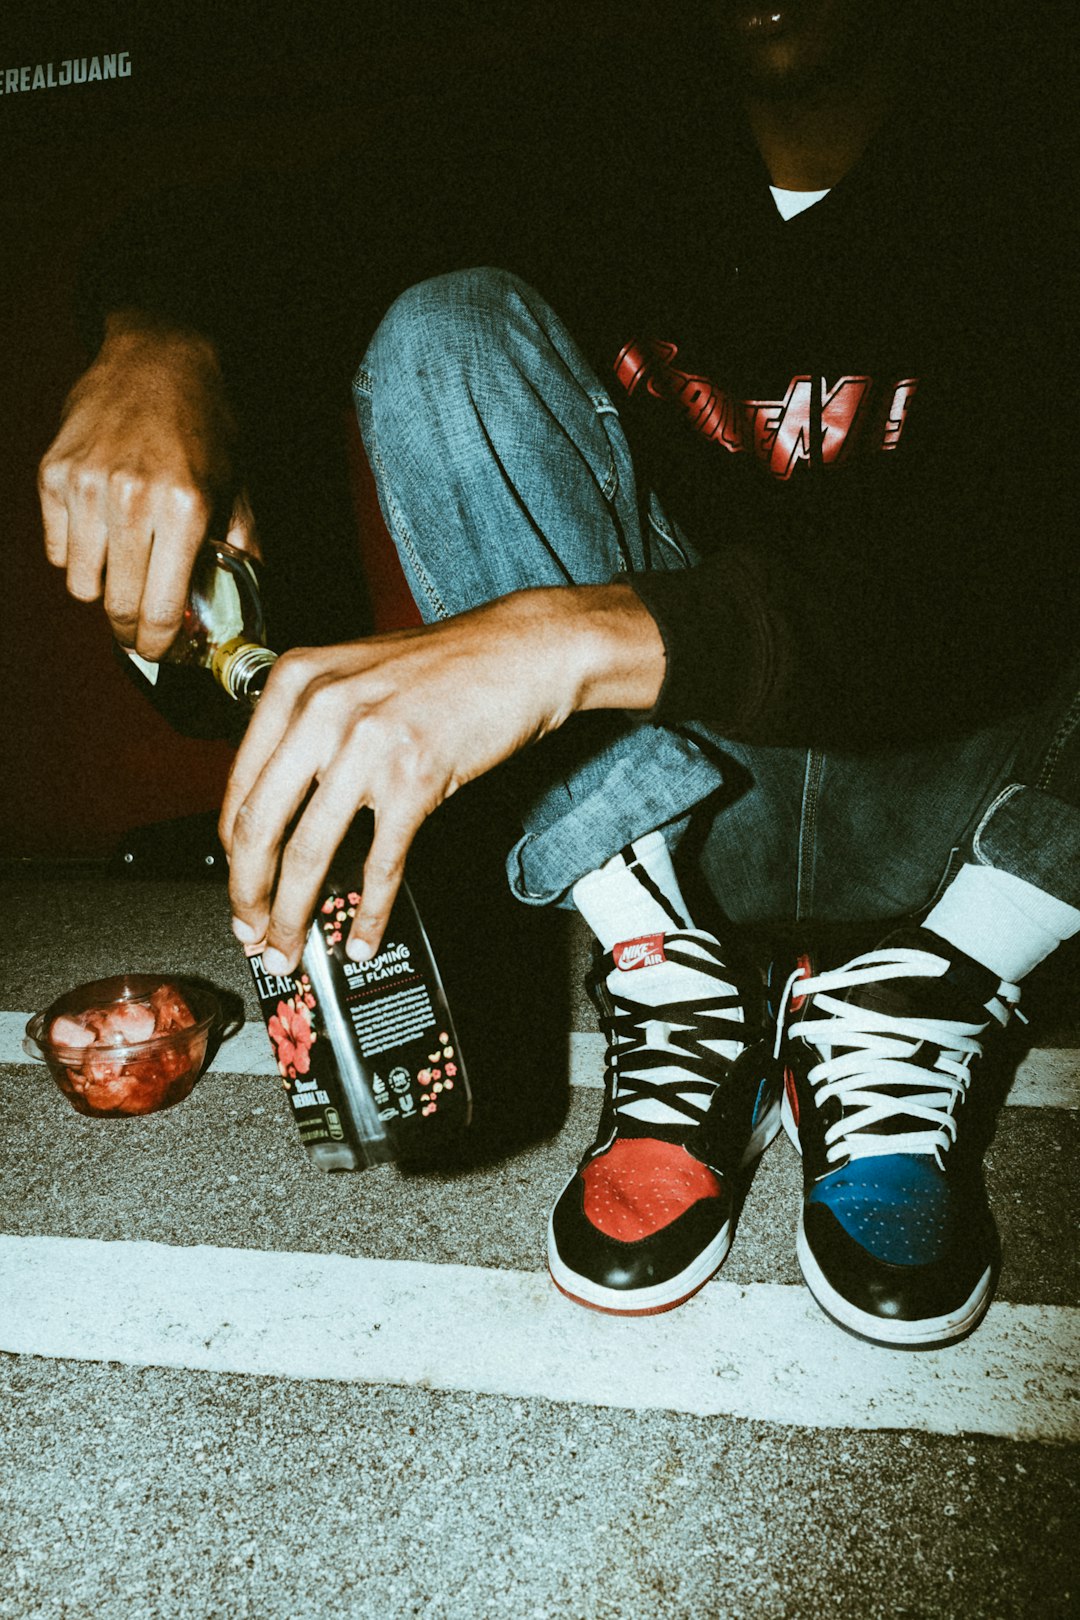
[774,947,1021,1167]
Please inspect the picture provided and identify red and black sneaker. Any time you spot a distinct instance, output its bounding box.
[547,929,780,1315]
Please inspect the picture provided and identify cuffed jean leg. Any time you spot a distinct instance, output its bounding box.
[352,267,725,904]
[967,668,1080,909]
[692,681,1080,931]
[691,714,1030,927]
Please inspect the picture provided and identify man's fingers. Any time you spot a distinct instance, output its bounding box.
[63,471,109,603]
[346,811,419,962]
[225,489,264,562]
[226,783,301,969]
[101,474,154,645]
[38,461,70,569]
[135,483,211,658]
[218,656,306,852]
[223,678,327,961]
[259,788,361,974]
[38,447,213,657]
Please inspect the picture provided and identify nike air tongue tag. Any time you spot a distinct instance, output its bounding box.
[613,933,667,971]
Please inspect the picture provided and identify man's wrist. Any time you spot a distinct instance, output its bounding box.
[573,582,667,711]
[503,583,666,716]
[102,308,221,370]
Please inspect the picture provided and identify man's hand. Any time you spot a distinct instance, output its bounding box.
[38,311,258,659]
[219,584,665,973]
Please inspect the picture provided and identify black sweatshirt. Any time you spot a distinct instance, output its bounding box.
[78,8,1076,752]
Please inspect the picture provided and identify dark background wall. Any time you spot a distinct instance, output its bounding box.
[0,1,635,861]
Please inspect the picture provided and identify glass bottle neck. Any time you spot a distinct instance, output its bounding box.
[211,638,278,706]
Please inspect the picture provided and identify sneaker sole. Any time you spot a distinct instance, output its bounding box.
[547,1212,736,1317]
[794,1222,994,1349]
[547,1097,781,1318]
[782,1093,994,1349]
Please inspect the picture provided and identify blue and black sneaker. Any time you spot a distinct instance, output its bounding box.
[777,927,1020,1348]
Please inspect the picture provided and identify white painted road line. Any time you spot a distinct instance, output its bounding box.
[4,1016,1078,1107]
[211,1019,279,1076]
[1004,1046,1080,1109]
[1,1235,1076,1441]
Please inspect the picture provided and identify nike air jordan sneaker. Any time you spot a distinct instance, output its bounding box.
[548,928,781,1315]
[779,927,1018,1348]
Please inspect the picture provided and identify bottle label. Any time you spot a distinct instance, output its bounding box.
[244,874,470,1170]
[247,956,346,1150]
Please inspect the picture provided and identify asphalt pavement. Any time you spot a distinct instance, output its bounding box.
[1,869,1076,1620]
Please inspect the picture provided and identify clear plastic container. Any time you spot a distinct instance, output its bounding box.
[24,974,219,1117]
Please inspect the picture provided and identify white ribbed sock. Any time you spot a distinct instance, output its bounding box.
[923,862,1080,983]
[571,830,691,952]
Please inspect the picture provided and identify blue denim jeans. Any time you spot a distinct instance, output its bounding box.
[353,268,1080,926]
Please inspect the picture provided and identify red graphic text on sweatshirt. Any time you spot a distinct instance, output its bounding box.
[614,337,918,480]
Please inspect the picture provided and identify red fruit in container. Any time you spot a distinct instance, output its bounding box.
[49,1015,96,1049]
[148,983,197,1035]
[54,999,160,1049]
[25,975,218,1117]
